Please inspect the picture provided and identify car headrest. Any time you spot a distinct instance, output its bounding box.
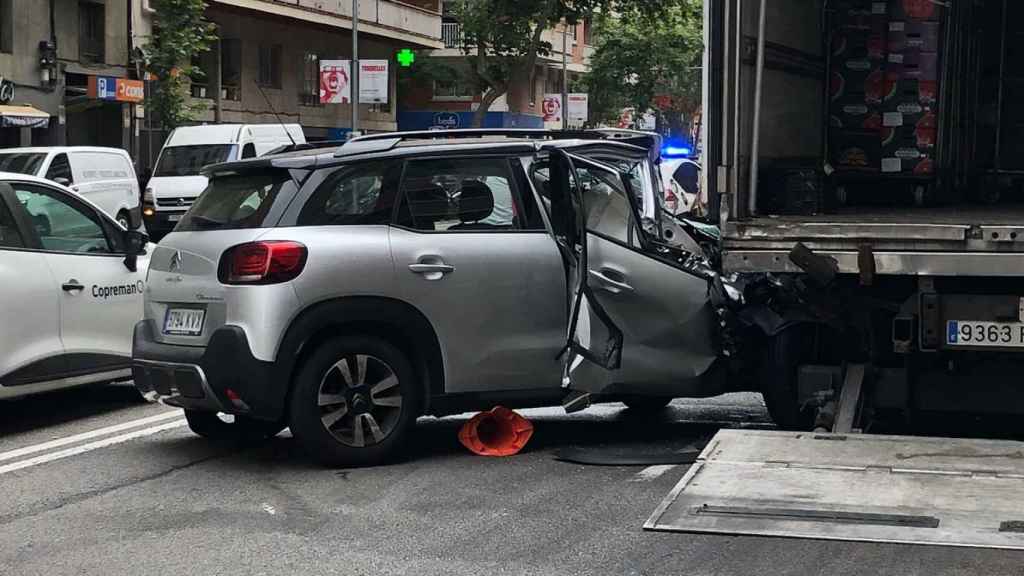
[458,180,494,223]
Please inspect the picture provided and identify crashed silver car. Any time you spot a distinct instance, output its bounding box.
[131,129,752,466]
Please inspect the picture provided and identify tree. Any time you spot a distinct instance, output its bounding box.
[584,1,702,136]
[143,0,218,129]
[450,0,675,127]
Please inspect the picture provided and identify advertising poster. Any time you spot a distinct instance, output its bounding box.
[320,60,351,104]
[542,94,562,123]
[359,60,389,104]
[567,93,588,125]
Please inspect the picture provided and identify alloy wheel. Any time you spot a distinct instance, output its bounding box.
[317,354,403,447]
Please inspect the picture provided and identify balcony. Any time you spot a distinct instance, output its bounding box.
[442,22,461,49]
[209,0,443,47]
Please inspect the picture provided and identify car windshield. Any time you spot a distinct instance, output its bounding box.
[154,145,236,177]
[176,169,290,232]
[0,153,46,175]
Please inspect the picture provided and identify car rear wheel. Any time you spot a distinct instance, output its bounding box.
[183,410,285,443]
[289,336,418,467]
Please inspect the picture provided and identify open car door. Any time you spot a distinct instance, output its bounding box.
[551,150,722,409]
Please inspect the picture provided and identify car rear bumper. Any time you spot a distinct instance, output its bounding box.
[131,320,283,421]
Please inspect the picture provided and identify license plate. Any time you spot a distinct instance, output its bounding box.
[167,214,183,222]
[946,320,1024,347]
[163,308,205,336]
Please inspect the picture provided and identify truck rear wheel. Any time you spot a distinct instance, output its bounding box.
[761,327,817,430]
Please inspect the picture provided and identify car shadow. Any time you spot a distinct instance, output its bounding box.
[0,382,148,437]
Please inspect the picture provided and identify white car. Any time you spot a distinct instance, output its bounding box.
[660,157,701,215]
[0,172,149,400]
[0,147,142,230]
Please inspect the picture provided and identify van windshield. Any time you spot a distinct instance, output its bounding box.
[0,153,47,175]
[154,145,237,177]
[176,169,291,232]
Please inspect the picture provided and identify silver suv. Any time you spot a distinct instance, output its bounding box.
[132,130,738,466]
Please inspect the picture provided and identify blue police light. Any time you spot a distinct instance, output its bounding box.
[662,145,691,158]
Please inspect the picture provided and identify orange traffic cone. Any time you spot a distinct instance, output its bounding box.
[458,406,534,457]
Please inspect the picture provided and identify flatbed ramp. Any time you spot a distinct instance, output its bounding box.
[644,429,1024,549]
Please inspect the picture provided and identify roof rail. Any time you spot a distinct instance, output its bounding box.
[336,128,663,159]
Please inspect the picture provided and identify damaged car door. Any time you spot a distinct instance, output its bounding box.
[550,150,723,406]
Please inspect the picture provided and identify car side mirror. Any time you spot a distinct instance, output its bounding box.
[53,177,71,187]
[123,229,149,272]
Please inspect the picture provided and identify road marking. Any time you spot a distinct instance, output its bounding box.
[0,419,187,476]
[262,503,277,515]
[632,465,677,482]
[0,410,183,464]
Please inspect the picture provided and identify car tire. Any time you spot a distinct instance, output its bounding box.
[183,410,286,443]
[760,327,817,431]
[289,336,419,467]
[622,396,672,413]
[116,210,130,230]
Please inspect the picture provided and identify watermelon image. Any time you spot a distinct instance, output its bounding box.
[866,69,886,103]
[831,71,845,100]
[919,80,937,104]
[914,157,935,175]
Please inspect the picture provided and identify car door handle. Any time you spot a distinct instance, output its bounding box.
[62,280,85,292]
[589,269,634,294]
[408,263,455,274]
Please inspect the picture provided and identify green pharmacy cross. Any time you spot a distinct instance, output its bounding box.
[397,49,415,67]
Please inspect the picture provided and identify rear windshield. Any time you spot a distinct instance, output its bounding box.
[0,153,46,175]
[176,170,291,232]
[154,145,236,177]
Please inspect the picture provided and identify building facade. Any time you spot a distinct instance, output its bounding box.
[189,0,442,142]
[398,5,594,131]
[0,0,150,153]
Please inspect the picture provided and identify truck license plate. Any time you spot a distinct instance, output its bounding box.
[947,321,1024,347]
[164,308,205,336]
[167,214,183,222]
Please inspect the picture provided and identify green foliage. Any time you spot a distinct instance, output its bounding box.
[584,0,702,131]
[143,0,218,129]
[447,0,676,126]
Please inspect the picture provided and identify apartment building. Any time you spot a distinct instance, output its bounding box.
[190,0,442,142]
[398,4,594,130]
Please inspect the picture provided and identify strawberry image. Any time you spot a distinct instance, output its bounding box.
[916,112,937,147]
[868,34,885,60]
[919,80,937,104]
[864,112,883,132]
[903,0,937,21]
[914,157,934,175]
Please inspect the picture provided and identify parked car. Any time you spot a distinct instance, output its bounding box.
[143,123,306,240]
[660,157,701,215]
[0,172,150,400]
[0,147,142,229]
[132,129,743,465]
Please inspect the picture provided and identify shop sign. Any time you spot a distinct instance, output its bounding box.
[88,76,145,103]
[433,111,460,129]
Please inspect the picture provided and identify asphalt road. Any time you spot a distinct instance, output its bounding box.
[1,386,1023,576]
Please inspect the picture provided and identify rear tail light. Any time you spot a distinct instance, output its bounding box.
[219,241,307,285]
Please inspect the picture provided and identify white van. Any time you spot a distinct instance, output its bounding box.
[0,146,141,229]
[143,124,305,238]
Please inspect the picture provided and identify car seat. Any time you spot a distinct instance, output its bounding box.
[449,180,495,231]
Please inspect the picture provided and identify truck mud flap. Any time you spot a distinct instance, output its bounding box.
[645,429,1024,550]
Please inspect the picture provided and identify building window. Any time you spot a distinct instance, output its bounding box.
[258,44,283,89]
[0,0,12,54]
[583,16,594,45]
[79,1,105,64]
[190,39,241,101]
[300,52,321,107]
[572,24,579,44]
[433,77,473,101]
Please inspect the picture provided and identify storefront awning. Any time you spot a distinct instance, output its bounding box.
[0,105,50,129]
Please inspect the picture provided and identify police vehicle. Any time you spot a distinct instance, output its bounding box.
[0,172,149,400]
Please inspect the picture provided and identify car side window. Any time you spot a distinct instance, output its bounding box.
[0,199,24,248]
[11,184,114,254]
[396,157,521,232]
[45,153,73,184]
[572,164,632,245]
[297,162,393,226]
[241,143,257,159]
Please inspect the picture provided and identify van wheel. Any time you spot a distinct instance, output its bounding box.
[183,410,285,443]
[116,210,130,229]
[289,336,418,467]
[761,327,817,430]
[622,396,672,413]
